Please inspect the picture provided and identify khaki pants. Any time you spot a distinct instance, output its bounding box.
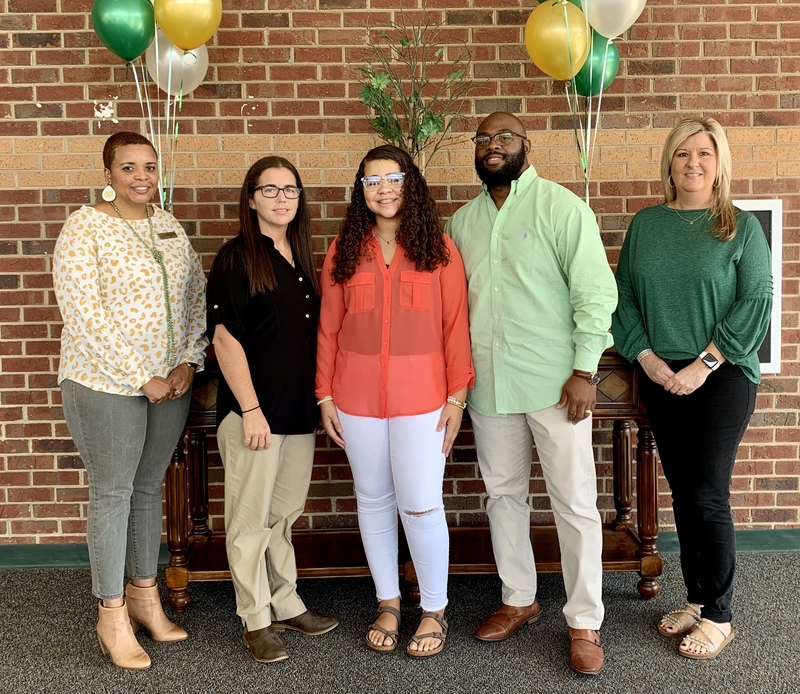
[469,405,604,630]
[218,412,314,631]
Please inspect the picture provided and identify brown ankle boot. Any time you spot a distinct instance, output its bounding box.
[97,602,151,670]
[125,583,188,642]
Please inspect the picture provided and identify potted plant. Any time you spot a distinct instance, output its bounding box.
[358,12,480,173]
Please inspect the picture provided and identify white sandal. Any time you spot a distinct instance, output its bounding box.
[657,602,702,637]
[679,618,735,660]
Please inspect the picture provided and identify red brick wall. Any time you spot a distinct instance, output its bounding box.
[1,0,798,543]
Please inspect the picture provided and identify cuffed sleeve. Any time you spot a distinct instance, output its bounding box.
[558,203,617,371]
[713,214,773,363]
[440,236,475,393]
[315,240,345,399]
[611,223,652,364]
[54,215,152,390]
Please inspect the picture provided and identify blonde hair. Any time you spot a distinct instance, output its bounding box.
[660,117,737,241]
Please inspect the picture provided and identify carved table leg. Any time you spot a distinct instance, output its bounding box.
[403,560,421,604]
[165,432,191,611]
[188,428,210,539]
[635,422,662,599]
[612,420,633,529]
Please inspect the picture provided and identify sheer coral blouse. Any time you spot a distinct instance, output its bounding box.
[316,234,474,418]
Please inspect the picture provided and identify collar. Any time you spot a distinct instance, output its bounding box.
[481,164,538,200]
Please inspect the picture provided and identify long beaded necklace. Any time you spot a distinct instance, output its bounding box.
[109,201,176,367]
[667,205,707,226]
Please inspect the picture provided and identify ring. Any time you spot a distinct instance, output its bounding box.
[585,409,592,414]
[175,389,182,395]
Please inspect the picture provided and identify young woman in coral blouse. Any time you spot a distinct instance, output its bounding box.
[316,144,474,658]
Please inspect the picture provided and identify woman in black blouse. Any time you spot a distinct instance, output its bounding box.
[206,157,338,664]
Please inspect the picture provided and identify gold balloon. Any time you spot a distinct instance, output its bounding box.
[154,0,222,51]
[524,1,590,81]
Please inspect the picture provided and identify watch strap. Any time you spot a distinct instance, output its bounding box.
[699,351,720,371]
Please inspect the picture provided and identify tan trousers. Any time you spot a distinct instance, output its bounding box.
[218,412,314,631]
[469,405,605,630]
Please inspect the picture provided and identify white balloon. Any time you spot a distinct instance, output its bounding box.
[145,30,208,96]
[584,0,647,39]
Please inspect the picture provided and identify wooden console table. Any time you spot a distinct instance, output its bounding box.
[164,350,662,611]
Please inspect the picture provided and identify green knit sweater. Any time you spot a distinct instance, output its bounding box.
[611,204,773,383]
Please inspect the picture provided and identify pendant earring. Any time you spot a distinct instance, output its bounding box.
[101,185,116,202]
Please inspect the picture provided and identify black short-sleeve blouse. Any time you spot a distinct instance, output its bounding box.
[206,235,320,434]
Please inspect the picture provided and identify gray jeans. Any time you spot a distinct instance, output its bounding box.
[61,379,191,600]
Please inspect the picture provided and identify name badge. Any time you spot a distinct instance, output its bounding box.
[158,231,179,240]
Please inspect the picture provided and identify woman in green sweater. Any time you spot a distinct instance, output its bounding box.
[612,117,772,660]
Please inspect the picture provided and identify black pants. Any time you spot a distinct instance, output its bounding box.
[639,360,757,623]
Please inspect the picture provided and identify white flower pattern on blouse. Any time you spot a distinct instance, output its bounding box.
[53,205,208,396]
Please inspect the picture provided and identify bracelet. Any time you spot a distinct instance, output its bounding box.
[446,396,467,410]
[241,405,260,414]
[316,396,334,406]
[636,348,654,363]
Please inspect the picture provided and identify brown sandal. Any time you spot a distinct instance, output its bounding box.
[406,611,447,658]
[365,605,401,653]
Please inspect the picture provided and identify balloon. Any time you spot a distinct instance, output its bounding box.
[572,31,619,97]
[146,31,209,96]
[154,0,222,51]
[584,0,647,39]
[524,2,590,81]
[91,0,155,61]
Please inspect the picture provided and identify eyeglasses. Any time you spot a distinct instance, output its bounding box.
[361,173,406,189]
[471,131,527,148]
[253,185,302,199]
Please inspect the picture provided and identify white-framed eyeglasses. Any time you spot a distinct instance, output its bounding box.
[361,173,406,189]
[253,185,302,199]
[471,131,526,148]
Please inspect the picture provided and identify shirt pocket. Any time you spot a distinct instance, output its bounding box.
[344,272,376,313]
[399,270,432,311]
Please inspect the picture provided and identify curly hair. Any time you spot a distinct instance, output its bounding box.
[330,144,449,284]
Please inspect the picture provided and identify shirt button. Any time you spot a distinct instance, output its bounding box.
[493,287,499,292]
[492,259,498,265]
[213,304,218,309]
[298,277,303,281]
[305,314,310,318]
[384,319,389,324]
[305,295,310,299]
[495,342,501,347]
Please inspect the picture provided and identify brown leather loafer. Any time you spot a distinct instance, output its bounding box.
[243,626,288,663]
[568,628,604,675]
[474,600,542,641]
[272,610,339,636]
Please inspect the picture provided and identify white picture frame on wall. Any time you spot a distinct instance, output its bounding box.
[733,199,782,374]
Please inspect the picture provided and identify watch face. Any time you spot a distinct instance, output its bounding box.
[589,372,600,385]
[701,354,718,369]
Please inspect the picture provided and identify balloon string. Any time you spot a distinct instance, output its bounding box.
[134,57,165,209]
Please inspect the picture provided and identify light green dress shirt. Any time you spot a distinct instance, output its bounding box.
[445,165,617,416]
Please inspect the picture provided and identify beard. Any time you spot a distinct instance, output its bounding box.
[474,146,526,186]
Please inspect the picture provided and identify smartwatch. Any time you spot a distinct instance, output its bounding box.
[573,369,601,385]
[699,351,720,371]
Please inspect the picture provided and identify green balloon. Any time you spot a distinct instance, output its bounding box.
[91,0,155,62]
[573,30,619,97]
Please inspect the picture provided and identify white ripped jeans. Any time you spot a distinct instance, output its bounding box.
[337,407,449,612]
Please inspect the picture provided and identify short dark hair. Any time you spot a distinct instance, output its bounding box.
[102,131,156,170]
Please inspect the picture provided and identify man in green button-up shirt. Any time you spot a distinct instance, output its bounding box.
[446,112,617,676]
